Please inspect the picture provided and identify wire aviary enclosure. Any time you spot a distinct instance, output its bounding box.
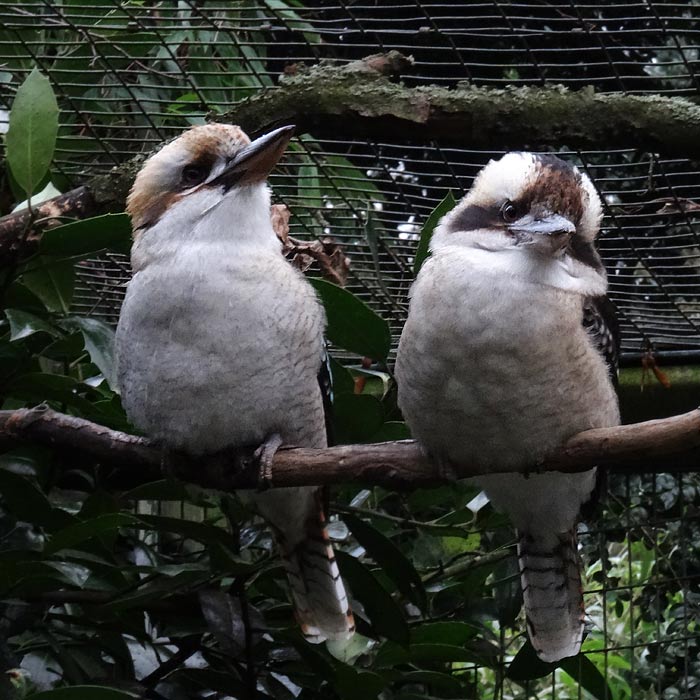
[0,2,699,699]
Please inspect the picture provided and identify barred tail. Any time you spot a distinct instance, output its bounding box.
[518,528,585,663]
[256,487,354,643]
[281,512,355,643]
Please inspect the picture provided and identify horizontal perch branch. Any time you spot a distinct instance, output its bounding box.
[0,405,698,492]
[3,51,700,255]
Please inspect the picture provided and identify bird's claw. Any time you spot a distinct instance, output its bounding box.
[254,433,284,488]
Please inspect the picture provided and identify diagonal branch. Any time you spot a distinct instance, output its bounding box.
[0,405,698,493]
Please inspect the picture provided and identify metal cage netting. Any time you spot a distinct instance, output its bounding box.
[1,2,700,699]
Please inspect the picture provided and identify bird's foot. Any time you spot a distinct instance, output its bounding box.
[254,433,284,488]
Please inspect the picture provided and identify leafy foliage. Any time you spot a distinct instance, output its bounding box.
[0,21,699,700]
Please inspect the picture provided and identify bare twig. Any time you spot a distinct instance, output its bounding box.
[0,406,698,493]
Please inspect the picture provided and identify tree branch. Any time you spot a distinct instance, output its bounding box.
[227,51,700,158]
[1,406,698,492]
[3,51,700,255]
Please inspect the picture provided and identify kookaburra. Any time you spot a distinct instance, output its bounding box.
[115,124,354,643]
[395,153,620,662]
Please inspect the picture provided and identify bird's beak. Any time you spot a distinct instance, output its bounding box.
[211,124,296,190]
[510,213,576,255]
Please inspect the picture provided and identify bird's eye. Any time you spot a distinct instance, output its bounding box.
[181,164,209,188]
[501,200,520,223]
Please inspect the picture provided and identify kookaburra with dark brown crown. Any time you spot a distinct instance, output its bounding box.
[115,124,354,644]
[395,153,620,662]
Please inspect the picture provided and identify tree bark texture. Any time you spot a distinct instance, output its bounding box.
[1,406,698,493]
[2,52,700,255]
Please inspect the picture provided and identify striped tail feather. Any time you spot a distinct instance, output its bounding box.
[280,512,355,643]
[518,528,585,663]
[257,487,354,643]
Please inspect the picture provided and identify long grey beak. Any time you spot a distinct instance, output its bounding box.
[510,213,576,254]
[211,124,296,190]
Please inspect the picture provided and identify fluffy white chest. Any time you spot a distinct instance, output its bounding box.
[396,246,620,532]
[116,243,327,454]
[396,247,619,469]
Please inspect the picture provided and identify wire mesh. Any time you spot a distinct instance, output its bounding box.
[1,2,700,698]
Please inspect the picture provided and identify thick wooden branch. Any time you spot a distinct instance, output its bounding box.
[227,52,700,158]
[0,406,698,492]
[3,51,700,255]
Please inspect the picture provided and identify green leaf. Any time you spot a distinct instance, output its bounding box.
[560,653,614,700]
[336,550,409,646]
[3,372,100,415]
[40,214,132,256]
[70,316,117,388]
[508,640,559,681]
[298,161,323,209]
[410,621,479,646]
[6,67,59,198]
[408,643,482,663]
[310,278,391,359]
[5,308,61,341]
[263,0,321,44]
[26,687,138,700]
[371,421,411,441]
[332,393,384,444]
[329,355,355,395]
[334,664,386,700]
[44,513,141,555]
[21,257,74,314]
[344,512,427,611]
[137,514,240,549]
[0,468,56,529]
[399,670,466,697]
[413,192,456,275]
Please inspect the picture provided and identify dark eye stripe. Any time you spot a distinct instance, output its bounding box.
[446,203,501,233]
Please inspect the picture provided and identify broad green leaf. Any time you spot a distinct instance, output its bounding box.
[40,214,132,256]
[26,687,138,700]
[410,621,479,646]
[263,0,321,44]
[334,664,386,700]
[413,191,456,275]
[0,468,56,529]
[5,308,61,341]
[399,670,466,696]
[298,161,323,209]
[137,514,240,549]
[3,372,100,415]
[371,421,411,441]
[329,355,355,395]
[21,257,74,314]
[44,513,141,555]
[6,67,59,198]
[344,512,427,611]
[336,550,409,646]
[70,316,117,388]
[408,643,483,663]
[332,393,384,444]
[121,479,191,502]
[310,278,391,359]
[560,653,614,700]
[99,569,212,615]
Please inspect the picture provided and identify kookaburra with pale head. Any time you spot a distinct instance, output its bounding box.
[115,124,354,643]
[395,153,620,662]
